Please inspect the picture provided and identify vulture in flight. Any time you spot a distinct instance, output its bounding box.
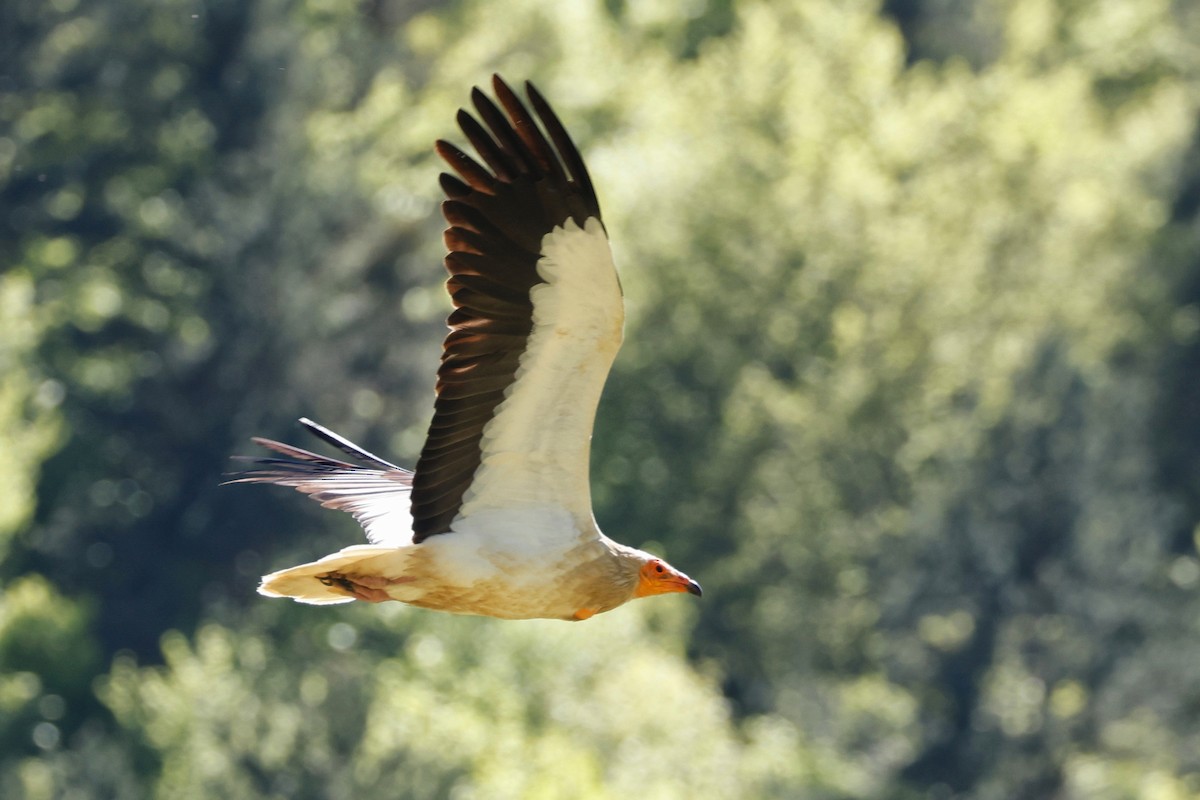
[231,76,701,621]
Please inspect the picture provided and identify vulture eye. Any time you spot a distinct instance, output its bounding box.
[654,562,665,574]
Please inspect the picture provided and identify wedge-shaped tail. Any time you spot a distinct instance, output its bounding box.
[258,543,418,604]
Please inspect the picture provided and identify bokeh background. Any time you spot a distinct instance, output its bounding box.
[4,0,1200,797]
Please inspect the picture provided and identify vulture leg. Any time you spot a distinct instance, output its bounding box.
[317,573,391,603]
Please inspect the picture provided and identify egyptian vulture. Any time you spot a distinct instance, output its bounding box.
[231,76,700,621]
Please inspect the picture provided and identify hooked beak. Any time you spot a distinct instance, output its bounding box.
[635,563,704,599]
[662,571,703,598]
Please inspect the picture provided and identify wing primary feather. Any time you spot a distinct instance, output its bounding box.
[242,438,358,469]
[297,417,402,470]
[472,85,543,178]
[435,140,499,194]
[442,200,505,240]
[439,172,473,199]
[525,81,599,219]
[492,75,566,184]
[456,109,516,182]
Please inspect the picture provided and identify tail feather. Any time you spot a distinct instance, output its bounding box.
[258,544,419,604]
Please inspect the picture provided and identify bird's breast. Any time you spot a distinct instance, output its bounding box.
[410,521,629,620]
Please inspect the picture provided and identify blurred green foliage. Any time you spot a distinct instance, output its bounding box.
[4,0,1200,797]
[92,608,809,799]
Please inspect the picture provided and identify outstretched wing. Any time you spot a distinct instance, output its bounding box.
[411,75,622,543]
[227,418,415,547]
